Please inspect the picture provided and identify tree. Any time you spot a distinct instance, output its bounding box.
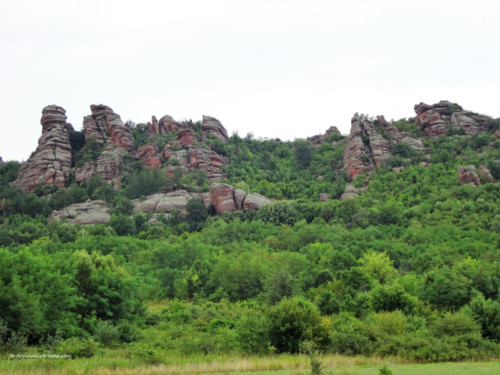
[268,297,330,353]
[186,199,208,231]
[293,140,312,169]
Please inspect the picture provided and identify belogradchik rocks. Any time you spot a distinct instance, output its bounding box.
[51,183,271,224]
[343,113,423,178]
[50,200,110,225]
[84,104,134,150]
[15,104,232,192]
[414,100,493,138]
[15,105,73,193]
[457,165,495,186]
[308,126,342,146]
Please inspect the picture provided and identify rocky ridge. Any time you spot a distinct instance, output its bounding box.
[414,100,493,137]
[15,105,231,192]
[51,183,271,224]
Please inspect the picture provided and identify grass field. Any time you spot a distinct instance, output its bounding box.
[0,354,499,375]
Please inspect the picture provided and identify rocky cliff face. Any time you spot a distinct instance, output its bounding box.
[141,114,229,181]
[15,105,73,192]
[343,114,423,178]
[84,104,135,150]
[414,100,493,137]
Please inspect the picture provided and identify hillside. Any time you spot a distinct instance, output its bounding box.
[0,100,499,365]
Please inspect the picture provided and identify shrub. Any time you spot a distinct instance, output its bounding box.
[431,311,481,337]
[94,320,120,347]
[58,337,98,358]
[268,297,330,353]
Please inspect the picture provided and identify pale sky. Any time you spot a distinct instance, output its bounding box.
[1,0,499,161]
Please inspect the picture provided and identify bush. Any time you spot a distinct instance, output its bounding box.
[236,308,272,355]
[94,321,120,347]
[268,297,331,353]
[58,337,98,358]
[431,311,481,337]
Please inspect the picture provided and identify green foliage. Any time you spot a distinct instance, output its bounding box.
[379,364,393,375]
[431,311,481,337]
[268,297,330,353]
[186,199,208,231]
[73,137,106,167]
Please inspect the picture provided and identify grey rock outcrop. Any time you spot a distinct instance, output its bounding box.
[50,200,110,225]
[15,105,73,192]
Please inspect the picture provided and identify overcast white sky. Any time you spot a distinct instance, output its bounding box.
[1,0,499,161]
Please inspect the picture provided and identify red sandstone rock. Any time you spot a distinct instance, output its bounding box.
[178,129,196,145]
[414,100,492,137]
[84,105,134,151]
[136,144,162,169]
[458,165,481,186]
[210,183,236,214]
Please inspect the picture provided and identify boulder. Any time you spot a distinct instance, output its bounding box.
[458,165,481,186]
[479,166,495,183]
[210,183,236,214]
[308,126,342,146]
[15,105,73,192]
[319,193,329,202]
[201,115,228,143]
[50,200,110,225]
[340,183,359,200]
[243,193,270,211]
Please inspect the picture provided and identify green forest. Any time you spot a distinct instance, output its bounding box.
[1,115,500,373]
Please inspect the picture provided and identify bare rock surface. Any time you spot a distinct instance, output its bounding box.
[458,165,481,186]
[50,200,110,225]
[340,183,359,200]
[415,100,493,137]
[136,144,162,169]
[343,113,424,178]
[201,116,229,143]
[308,126,342,146]
[84,104,134,151]
[15,105,73,192]
[75,146,126,185]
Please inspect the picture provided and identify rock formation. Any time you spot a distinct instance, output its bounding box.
[15,105,73,192]
[75,146,126,186]
[458,165,481,186]
[50,200,110,225]
[201,116,229,143]
[308,126,342,146]
[414,100,493,137]
[51,183,271,224]
[340,184,359,200]
[343,114,423,179]
[136,144,162,169]
[146,115,178,135]
[0,156,4,165]
[83,104,134,151]
[210,183,270,215]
